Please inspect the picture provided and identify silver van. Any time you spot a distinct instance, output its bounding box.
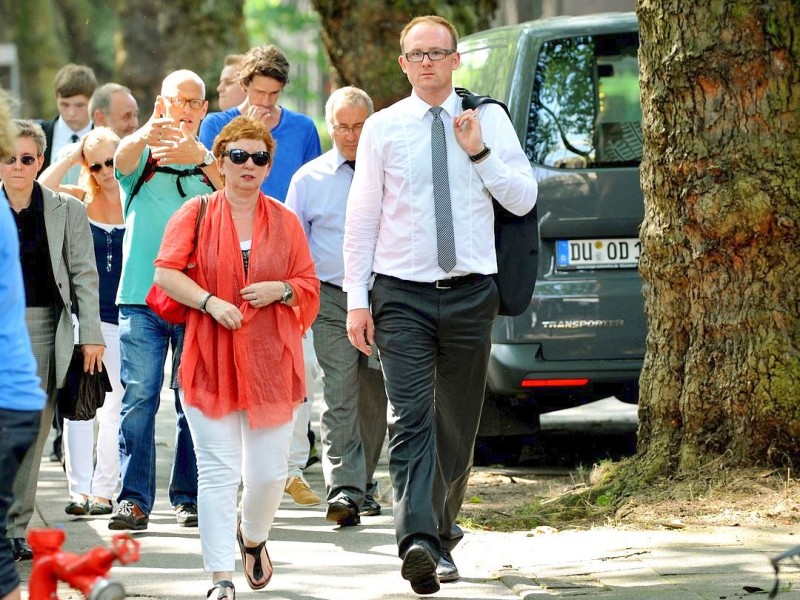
[455,12,644,463]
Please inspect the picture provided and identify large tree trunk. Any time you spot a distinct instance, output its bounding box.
[635,0,800,476]
[311,0,498,109]
[115,0,247,110]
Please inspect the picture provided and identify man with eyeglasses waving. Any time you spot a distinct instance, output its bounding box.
[343,15,537,595]
[110,69,222,532]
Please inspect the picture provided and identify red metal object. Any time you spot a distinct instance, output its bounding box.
[27,529,140,600]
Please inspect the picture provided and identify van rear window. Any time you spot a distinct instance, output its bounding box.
[527,32,642,169]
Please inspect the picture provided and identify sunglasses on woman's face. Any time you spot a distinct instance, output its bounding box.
[88,158,114,173]
[222,148,271,167]
[4,154,38,166]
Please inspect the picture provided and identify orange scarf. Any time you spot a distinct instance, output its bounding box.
[157,190,320,428]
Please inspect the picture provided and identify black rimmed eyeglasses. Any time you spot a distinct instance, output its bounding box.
[222,149,271,166]
[403,49,455,62]
[4,154,38,166]
[164,96,205,110]
[89,158,114,173]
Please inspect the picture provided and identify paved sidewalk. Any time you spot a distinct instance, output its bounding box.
[16,397,800,599]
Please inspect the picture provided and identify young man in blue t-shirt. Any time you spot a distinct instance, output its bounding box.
[199,45,322,203]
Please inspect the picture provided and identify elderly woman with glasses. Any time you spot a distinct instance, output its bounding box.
[39,127,124,519]
[0,119,104,561]
[154,115,319,600]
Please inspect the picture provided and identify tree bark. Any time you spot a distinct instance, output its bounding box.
[311,0,498,109]
[635,0,800,475]
[115,0,247,110]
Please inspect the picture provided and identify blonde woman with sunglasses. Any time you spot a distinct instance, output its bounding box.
[40,127,124,519]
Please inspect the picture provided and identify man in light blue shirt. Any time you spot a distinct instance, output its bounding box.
[0,102,46,599]
[286,87,387,528]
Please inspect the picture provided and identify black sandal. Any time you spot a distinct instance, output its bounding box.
[237,521,273,590]
[207,580,234,599]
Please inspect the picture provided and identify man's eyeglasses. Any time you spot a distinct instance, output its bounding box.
[403,49,455,63]
[89,158,114,173]
[222,149,271,167]
[332,123,364,135]
[164,96,205,110]
[4,154,38,166]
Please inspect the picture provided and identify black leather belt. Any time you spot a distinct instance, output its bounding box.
[376,273,489,290]
[321,281,343,291]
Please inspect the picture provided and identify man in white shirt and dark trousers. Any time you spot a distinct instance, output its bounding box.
[286,86,387,528]
[343,14,537,596]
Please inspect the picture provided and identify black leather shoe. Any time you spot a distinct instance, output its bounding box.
[401,540,440,595]
[12,537,33,561]
[436,548,460,582]
[361,494,381,516]
[325,494,360,526]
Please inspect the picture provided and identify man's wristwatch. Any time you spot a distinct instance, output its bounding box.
[198,150,215,167]
[280,282,294,305]
[469,145,491,163]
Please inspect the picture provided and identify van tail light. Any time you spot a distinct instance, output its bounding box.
[521,378,589,388]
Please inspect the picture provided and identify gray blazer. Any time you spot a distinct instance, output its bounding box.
[3,182,105,388]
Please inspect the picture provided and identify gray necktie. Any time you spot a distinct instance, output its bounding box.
[430,107,456,272]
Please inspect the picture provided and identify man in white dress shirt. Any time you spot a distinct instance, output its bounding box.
[286,87,387,528]
[343,14,537,595]
[36,64,97,174]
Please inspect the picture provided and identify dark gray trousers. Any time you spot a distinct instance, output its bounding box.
[371,275,498,558]
[313,283,388,506]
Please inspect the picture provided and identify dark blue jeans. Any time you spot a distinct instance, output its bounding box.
[0,408,40,597]
[118,305,197,514]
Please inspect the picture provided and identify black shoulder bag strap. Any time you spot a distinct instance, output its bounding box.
[454,87,539,317]
[124,154,213,215]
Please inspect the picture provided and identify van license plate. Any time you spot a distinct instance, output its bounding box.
[556,238,641,269]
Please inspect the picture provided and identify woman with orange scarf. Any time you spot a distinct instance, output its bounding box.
[154,116,319,600]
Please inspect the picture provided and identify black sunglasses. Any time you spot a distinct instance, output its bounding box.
[223,149,271,167]
[5,154,38,166]
[88,157,114,173]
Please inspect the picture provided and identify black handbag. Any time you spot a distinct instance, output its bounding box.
[456,87,539,317]
[57,346,112,421]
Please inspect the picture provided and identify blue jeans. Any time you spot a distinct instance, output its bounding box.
[0,408,40,597]
[118,305,197,514]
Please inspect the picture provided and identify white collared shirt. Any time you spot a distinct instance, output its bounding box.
[285,148,354,287]
[343,89,537,310]
[51,117,92,161]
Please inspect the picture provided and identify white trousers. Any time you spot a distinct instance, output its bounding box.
[184,399,294,573]
[64,321,122,500]
[286,332,321,477]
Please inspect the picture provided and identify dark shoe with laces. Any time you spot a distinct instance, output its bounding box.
[325,493,360,526]
[174,503,198,527]
[436,548,460,582]
[361,494,381,516]
[401,539,440,595]
[11,537,33,561]
[108,499,149,530]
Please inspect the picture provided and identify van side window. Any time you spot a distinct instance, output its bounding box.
[527,32,642,169]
